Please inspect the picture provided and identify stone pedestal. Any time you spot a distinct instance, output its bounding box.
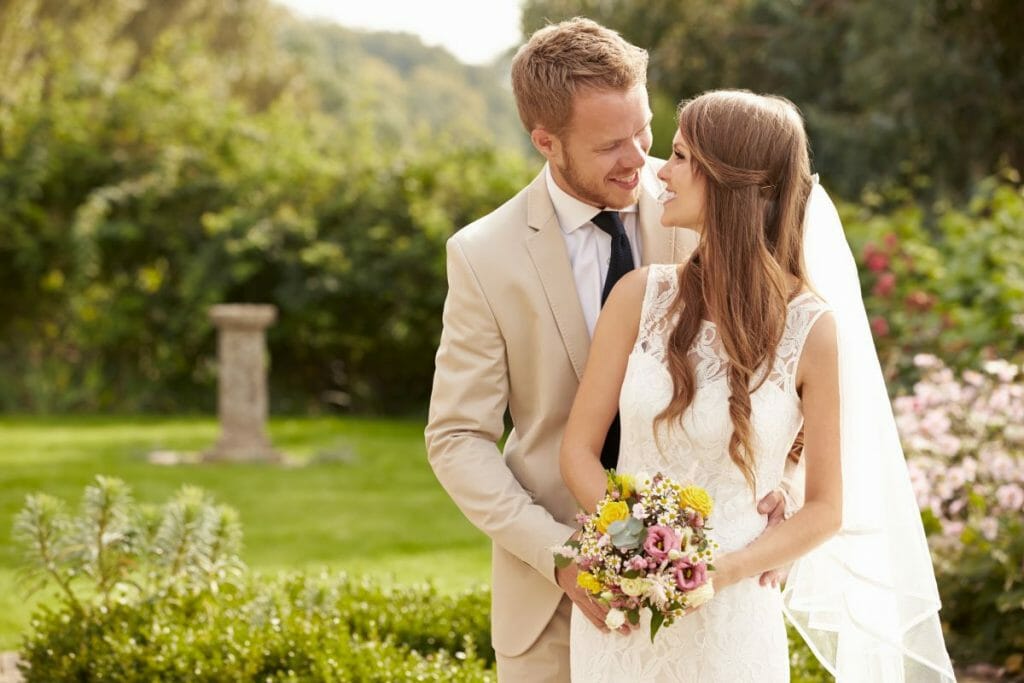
[204,304,280,463]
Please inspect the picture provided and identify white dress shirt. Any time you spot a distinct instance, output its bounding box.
[545,165,642,337]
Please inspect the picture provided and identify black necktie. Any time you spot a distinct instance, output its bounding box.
[591,210,635,470]
[591,211,636,304]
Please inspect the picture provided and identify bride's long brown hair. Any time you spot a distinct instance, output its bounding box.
[656,90,814,493]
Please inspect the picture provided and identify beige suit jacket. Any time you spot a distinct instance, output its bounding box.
[425,158,698,657]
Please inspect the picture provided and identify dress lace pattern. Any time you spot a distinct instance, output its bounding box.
[570,264,830,682]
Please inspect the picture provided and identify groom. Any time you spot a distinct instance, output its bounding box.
[426,18,797,680]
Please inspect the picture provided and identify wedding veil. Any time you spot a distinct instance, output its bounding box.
[782,181,957,682]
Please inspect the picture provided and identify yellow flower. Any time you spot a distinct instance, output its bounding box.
[617,474,635,499]
[679,486,713,518]
[596,501,630,533]
[577,571,602,594]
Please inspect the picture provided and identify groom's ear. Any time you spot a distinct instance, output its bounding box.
[530,127,563,163]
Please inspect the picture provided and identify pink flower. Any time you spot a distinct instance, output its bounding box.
[643,525,681,563]
[871,316,890,337]
[673,560,708,591]
[979,517,999,541]
[996,484,1024,512]
[627,556,649,572]
[883,232,900,250]
[863,245,890,273]
[872,272,896,297]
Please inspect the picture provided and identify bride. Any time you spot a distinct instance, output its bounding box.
[560,90,955,682]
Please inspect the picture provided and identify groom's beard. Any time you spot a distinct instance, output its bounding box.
[556,152,639,210]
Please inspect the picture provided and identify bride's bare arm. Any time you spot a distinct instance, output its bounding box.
[713,312,843,590]
[559,268,647,513]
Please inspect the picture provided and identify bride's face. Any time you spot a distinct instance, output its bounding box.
[657,129,706,230]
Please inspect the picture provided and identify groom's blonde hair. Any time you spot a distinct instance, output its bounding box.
[511,18,648,136]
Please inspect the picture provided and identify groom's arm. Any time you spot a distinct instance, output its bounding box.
[425,236,575,586]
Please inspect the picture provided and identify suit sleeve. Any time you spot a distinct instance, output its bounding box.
[425,237,575,585]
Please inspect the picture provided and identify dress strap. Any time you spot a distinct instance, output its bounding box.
[770,293,831,397]
[635,264,680,360]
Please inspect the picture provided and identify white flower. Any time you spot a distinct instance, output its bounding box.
[648,575,670,608]
[619,577,649,597]
[605,608,626,630]
[686,581,715,608]
[667,549,685,562]
[632,502,646,519]
[634,470,653,493]
[550,545,578,560]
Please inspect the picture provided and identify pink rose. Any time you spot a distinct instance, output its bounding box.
[871,316,890,338]
[673,560,708,591]
[643,525,681,563]
[872,272,896,297]
[863,244,890,273]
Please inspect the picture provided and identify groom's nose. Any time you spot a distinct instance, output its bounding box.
[622,139,646,169]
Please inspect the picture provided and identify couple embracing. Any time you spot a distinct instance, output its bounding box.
[425,17,954,683]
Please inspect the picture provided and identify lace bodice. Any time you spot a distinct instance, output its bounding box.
[571,263,830,682]
[621,263,828,552]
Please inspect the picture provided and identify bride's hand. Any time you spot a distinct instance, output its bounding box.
[711,554,741,592]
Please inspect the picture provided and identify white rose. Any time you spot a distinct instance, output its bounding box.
[686,581,715,608]
[605,608,626,630]
[619,577,648,597]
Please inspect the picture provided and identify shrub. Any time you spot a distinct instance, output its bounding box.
[13,478,494,681]
[845,169,1024,392]
[894,355,1024,670]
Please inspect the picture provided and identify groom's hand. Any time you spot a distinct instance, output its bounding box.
[555,562,614,632]
[756,489,791,588]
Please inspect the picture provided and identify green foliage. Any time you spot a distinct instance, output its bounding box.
[13,476,246,611]
[0,0,535,414]
[523,0,1024,200]
[843,169,1024,389]
[20,574,495,682]
[788,625,831,683]
[14,476,494,681]
[934,511,1024,671]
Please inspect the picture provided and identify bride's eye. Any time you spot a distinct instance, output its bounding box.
[672,150,686,160]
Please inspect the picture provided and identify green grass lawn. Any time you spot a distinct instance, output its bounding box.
[0,415,491,650]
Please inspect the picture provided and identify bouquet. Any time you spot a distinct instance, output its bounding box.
[553,470,717,641]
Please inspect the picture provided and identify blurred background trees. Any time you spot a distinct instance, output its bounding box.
[523,0,1024,200]
[0,0,1020,415]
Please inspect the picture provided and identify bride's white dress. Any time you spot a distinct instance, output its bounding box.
[570,263,830,682]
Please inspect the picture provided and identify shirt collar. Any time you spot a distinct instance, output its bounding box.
[544,163,638,235]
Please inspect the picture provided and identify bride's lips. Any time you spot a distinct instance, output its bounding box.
[609,173,639,190]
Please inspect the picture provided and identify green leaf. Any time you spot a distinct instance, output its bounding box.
[649,610,665,642]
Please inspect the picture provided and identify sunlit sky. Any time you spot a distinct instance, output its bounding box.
[275,0,525,65]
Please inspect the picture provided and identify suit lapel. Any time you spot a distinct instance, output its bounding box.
[524,173,591,381]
